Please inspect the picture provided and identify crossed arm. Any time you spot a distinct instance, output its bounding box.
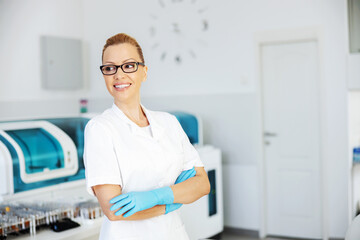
[93,167,210,221]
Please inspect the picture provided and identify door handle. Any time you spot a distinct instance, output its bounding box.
[264,132,277,137]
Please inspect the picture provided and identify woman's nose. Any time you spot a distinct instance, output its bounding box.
[114,68,125,79]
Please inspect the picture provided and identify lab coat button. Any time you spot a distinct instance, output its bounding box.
[158,182,164,187]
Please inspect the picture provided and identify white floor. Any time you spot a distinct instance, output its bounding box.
[207,230,299,240]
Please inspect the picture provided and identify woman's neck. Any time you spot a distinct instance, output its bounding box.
[114,100,149,127]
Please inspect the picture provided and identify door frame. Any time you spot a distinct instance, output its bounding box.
[254,27,328,240]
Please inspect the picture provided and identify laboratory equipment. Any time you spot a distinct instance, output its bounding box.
[171,112,224,240]
[0,117,102,240]
[0,111,223,240]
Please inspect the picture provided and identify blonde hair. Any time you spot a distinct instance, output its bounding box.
[102,33,145,63]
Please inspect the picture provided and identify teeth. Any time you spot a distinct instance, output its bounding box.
[115,84,130,89]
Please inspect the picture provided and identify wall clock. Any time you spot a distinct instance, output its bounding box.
[149,0,209,64]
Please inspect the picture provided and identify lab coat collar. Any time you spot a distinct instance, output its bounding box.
[111,103,165,140]
[141,104,166,141]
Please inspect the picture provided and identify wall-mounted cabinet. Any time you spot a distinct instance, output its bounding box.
[41,36,83,90]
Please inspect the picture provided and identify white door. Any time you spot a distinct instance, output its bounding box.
[261,40,322,239]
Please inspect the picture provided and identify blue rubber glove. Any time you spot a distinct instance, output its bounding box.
[110,187,174,217]
[165,167,196,214]
[175,167,196,185]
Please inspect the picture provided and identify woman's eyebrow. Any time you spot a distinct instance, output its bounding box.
[122,58,136,63]
[103,58,137,65]
[103,61,115,65]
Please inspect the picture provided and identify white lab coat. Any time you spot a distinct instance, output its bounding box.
[83,103,204,240]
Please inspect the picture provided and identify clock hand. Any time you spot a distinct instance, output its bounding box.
[189,50,196,59]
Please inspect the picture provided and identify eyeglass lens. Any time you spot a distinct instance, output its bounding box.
[101,62,138,75]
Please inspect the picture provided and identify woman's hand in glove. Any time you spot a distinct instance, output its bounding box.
[110,187,174,217]
[165,167,196,214]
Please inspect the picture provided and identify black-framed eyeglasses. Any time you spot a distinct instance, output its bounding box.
[100,62,145,75]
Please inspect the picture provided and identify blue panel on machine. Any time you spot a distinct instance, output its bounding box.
[6,128,64,174]
[170,112,199,145]
[0,117,89,193]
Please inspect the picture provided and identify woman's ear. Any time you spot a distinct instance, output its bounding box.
[142,65,148,82]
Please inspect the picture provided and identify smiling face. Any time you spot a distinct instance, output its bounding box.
[102,43,147,105]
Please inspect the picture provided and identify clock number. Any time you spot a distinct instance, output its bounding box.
[150,26,156,37]
[172,23,180,34]
[161,52,167,61]
[175,55,182,64]
[202,20,208,31]
[159,0,165,8]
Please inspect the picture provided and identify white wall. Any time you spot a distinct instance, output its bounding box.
[321,1,349,237]
[349,92,360,218]
[0,0,88,103]
[0,0,350,238]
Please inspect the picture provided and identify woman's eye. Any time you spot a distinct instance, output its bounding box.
[105,66,115,71]
[124,63,135,69]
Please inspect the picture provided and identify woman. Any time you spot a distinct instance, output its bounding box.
[83,33,210,240]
